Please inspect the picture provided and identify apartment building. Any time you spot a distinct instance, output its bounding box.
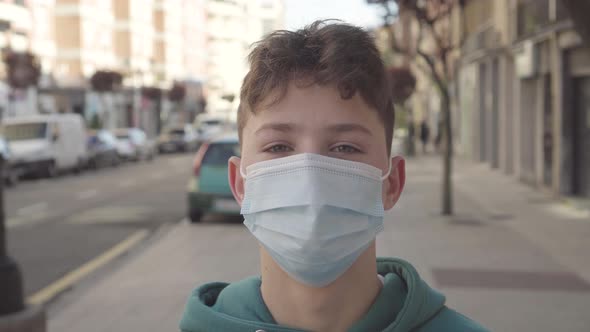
[457,0,590,200]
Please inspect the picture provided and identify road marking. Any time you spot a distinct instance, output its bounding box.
[119,179,137,188]
[7,214,50,228]
[66,206,152,225]
[76,189,98,200]
[27,229,150,306]
[17,202,48,216]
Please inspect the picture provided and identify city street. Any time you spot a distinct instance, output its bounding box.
[46,155,590,332]
[5,153,195,298]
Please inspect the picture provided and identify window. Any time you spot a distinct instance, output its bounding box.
[202,143,240,166]
[169,129,186,135]
[203,120,221,126]
[4,123,48,141]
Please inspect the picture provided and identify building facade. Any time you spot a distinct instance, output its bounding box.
[205,0,283,119]
[457,0,590,199]
[54,0,116,85]
[0,0,284,129]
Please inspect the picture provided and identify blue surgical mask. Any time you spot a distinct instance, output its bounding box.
[240,153,391,287]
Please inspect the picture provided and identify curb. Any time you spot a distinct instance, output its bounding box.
[27,229,150,307]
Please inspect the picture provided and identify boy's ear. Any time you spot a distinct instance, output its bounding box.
[383,156,405,211]
[228,156,245,205]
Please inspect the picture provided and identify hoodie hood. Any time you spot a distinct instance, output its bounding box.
[375,257,445,331]
[180,257,457,332]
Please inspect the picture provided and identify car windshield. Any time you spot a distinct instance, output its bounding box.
[202,143,240,166]
[4,123,48,141]
[202,120,221,126]
[169,129,185,135]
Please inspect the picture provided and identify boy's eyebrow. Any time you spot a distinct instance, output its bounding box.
[254,122,372,136]
[255,123,296,134]
[326,123,373,136]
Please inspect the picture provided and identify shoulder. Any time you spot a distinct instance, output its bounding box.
[416,307,490,332]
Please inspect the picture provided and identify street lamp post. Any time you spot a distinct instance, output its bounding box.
[0,50,46,332]
[0,157,46,332]
[0,155,24,315]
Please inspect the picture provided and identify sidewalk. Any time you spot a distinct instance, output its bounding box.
[48,156,590,332]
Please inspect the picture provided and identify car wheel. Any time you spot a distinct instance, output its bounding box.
[45,161,58,178]
[88,159,97,170]
[189,210,203,223]
[73,159,84,174]
[5,171,18,187]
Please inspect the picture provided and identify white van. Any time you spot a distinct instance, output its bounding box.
[3,114,88,177]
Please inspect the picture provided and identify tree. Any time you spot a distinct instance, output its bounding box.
[89,70,122,129]
[562,0,590,47]
[141,87,163,133]
[0,49,39,317]
[389,66,417,155]
[90,70,122,93]
[141,86,162,100]
[88,113,103,130]
[167,82,186,102]
[388,66,416,105]
[369,0,464,215]
[2,50,41,89]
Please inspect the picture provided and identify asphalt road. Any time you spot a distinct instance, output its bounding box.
[5,153,195,297]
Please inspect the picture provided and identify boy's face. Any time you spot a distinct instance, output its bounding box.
[229,83,405,210]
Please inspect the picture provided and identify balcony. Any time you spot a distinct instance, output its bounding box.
[516,0,569,39]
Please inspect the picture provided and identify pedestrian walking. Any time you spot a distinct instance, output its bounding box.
[407,118,416,156]
[180,20,487,332]
[420,119,430,154]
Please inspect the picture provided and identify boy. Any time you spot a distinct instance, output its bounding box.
[180,20,488,332]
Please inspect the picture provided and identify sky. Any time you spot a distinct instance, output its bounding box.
[284,0,384,30]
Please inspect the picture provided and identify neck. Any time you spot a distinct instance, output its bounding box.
[260,242,381,332]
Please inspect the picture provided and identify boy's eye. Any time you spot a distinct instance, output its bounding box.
[331,145,361,153]
[265,144,293,153]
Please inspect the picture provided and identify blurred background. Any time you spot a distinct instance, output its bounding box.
[0,0,589,331]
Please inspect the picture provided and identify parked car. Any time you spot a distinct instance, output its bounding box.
[187,133,241,222]
[0,137,22,186]
[87,130,121,169]
[194,114,226,143]
[114,128,156,161]
[3,114,88,178]
[157,124,199,153]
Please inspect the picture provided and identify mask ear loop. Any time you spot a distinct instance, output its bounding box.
[240,166,247,179]
[381,161,392,181]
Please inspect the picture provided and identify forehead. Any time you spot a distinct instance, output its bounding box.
[242,83,385,138]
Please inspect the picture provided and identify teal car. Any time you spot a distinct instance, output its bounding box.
[187,133,241,222]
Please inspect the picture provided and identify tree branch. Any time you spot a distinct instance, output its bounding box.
[416,47,446,92]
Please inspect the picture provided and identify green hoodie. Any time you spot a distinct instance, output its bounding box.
[180,257,488,332]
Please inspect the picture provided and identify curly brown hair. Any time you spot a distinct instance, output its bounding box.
[238,20,394,151]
